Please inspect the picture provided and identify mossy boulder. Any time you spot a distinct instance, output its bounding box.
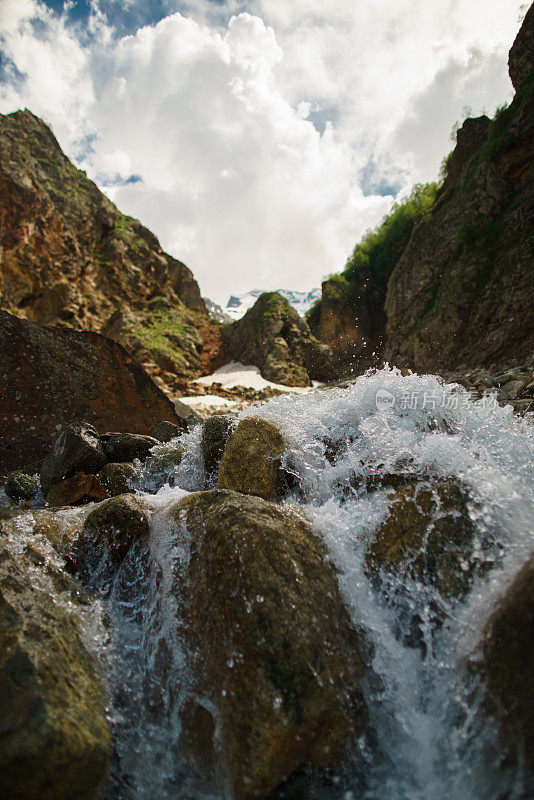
[218,417,287,500]
[173,490,366,799]
[367,478,481,599]
[477,554,534,770]
[75,494,150,581]
[97,462,137,497]
[201,414,234,476]
[222,291,335,386]
[0,541,110,800]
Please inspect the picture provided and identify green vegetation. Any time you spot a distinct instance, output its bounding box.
[307,182,438,324]
[125,303,203,371]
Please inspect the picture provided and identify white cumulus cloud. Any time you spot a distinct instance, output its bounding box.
[0,0,525,303]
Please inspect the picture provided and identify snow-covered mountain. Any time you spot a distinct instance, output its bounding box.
[223,288,320,321]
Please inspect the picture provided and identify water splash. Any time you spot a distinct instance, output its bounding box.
[3,367,533,799]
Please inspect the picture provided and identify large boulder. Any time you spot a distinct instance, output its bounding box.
[222,292,335,386]
[40,422,107,494]
[218,417,287,500]
[174,490,366,799]
[0,540,110,800]
[0,310,184,476]
[366,479,481,599]
[477,554,534,770]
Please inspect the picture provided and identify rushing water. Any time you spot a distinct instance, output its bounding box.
[3,367,534,800]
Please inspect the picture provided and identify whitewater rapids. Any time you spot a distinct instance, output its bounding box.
[4,366,534,799]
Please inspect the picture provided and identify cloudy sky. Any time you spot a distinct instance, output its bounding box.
[0,0,526,304]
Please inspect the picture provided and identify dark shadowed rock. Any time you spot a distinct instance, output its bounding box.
[201,414,234,475]
[40,422,106,494]
[0,540,110,800]
[477,554,534,770]
[101,432,159,463]
[0,310,183,476]
[151,420,186,443]
[75,494,150,580]
[4,470,39,502]
[174,490,366,800]
[218,417,287,500]
[97,462,137,496]
[46,473,109,508]
[509,4,534,91]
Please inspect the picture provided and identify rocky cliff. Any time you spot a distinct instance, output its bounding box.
[384,7,534,370]
[311,7,533,374]
[0,110,224,386]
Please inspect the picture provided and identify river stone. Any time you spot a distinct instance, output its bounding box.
[0,541,110,800]
[367,478,480,599]
[97,462,137,496]
[174,490,366,799]
[478,555,534,770]
[46,473,109,508]
[101,432,159,463]
[40,422,107,494]
[151,420,186,443]
[218,417,287,500]
[75,494,150,579]
[201,414,234,475]
[5,470,40,502]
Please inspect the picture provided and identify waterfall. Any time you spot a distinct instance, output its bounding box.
[4,367,533,799]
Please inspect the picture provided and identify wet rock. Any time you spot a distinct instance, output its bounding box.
[101,432,159,463]
[174,490,366,800]
[75,494,150,579]
[5,470,40,502]
[201,414,234,475]
[46,473,109,508]
[218,417,287,500]
[478,554,534,769]
[0,540,110,800]
[367,479,483,599]
[40,422,107,494]
[151,420,186,443]
[97,462,137,497]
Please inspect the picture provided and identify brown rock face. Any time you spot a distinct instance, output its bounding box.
[310,276,387,374]
[383,61,534,371]
[174,490,366,800]
[46,473,109,508]
[509,4,534,91]
[0,540,110,800]
[478,554,534,769]
[0,310,183,475]
[0,109,227,384]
